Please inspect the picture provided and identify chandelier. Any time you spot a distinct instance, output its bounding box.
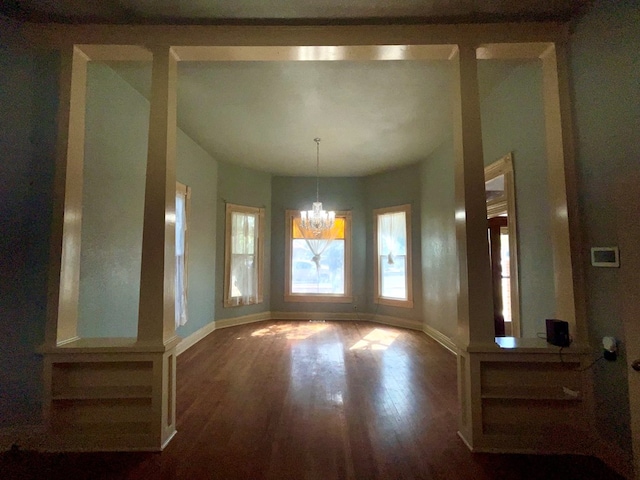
[300,138,335,236]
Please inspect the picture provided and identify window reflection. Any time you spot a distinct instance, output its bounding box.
[290,338,345,406]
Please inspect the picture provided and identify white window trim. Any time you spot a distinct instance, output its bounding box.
[284,209,352,303]
[373,204,413,308]
[224,203,265,308]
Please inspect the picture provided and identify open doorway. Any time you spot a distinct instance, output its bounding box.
[485,153,520,337]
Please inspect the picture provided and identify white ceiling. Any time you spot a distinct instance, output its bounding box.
[7,1,577,176]
[112,60,457,176]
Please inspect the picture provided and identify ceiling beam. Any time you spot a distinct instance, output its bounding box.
[20,22,568,51]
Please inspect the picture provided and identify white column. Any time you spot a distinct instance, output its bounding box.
[452,44,495,347]
[541,43,587,342]
[137,46,179,344]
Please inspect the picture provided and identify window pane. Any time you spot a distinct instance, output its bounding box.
[231,253,256,299]
[380,254,407,299]
[377,210,408,301]
[291,239,344,294]
[229,210,259,304]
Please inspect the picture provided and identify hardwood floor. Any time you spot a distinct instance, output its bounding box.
[2,321,624,479]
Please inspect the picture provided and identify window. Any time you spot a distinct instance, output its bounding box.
[224,203,265,307]
[176,182,191,328]
[285,210,352,303]
[373,204,413,308]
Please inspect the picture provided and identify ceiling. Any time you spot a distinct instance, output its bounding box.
[3,1,588,24]
[5,1,588,177]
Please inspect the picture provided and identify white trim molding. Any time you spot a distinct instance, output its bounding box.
[423,324,458,355]
[215,311,272,330]
[176,320,217,356]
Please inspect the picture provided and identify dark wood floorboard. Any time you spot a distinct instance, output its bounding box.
[2,321,624,479]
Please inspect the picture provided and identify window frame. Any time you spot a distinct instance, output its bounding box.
[373,204,413,308]
[284,209,352,303]
[224,203,265,308]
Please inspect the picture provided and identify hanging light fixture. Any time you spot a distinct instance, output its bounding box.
[299,138,335,236]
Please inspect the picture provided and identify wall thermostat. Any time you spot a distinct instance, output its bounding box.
[591,247,619,268]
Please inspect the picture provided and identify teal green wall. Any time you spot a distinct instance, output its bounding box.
[420,140,458,340]
[270,176,367,314]
[78,64,147,337]
[570,0,639,456]
[479,61,556,338]
[0,20,58,427]
[176,131,218,338]
[365,163,423,324]
[79,63,219,339]
[215,161,271,320]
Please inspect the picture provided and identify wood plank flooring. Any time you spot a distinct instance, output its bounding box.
[2,321,624,479]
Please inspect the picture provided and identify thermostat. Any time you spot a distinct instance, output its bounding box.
[590,247,619,268]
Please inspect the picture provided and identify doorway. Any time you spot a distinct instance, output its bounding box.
[485,153,520,337]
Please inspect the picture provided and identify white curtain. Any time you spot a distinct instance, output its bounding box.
[298,221,338,272]
[175,193,188,328]
[378,211,406,262]
[231,212,258,305]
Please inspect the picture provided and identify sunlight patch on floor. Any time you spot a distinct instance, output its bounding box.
[250,322,329,340]
[350,328,400,351]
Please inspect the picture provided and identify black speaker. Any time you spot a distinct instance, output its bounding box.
[546,319,570,347]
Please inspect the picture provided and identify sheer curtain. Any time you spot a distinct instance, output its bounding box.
[231,212,258,305]
[175,192,188,328]
[378,211,406,262]
[298,222,338,272]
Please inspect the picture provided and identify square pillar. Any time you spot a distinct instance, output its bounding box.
[452,44,495,348]
[137,46,179,345]
[540,43,587,343]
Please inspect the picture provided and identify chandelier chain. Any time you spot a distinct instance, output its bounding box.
[299,137,335,236]
[315,137,321,202]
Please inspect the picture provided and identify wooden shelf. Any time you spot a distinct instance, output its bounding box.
[52,386,153,400]
[481,386,581,401]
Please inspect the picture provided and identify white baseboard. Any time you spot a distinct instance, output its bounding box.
[0,425,46,452]
[270,311,422,332]
[215,311,272,329]
[423,324,458,355]
[270,311,359,321]
[176,320,217,356]
[370,314,423,331]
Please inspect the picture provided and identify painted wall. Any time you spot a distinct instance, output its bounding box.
[215,161,271,321]
[79,63,219,339]
[175,131,218,338]
[570,0,640,457]
[0,20,58,427]
[479,61,556,338]
[365,163,423,324]
[270,176,366,314]
[78,63,147,337]
[420,140,458,341]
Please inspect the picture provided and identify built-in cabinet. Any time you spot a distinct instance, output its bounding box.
[458,338,593,453]
[41,340,178,451]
